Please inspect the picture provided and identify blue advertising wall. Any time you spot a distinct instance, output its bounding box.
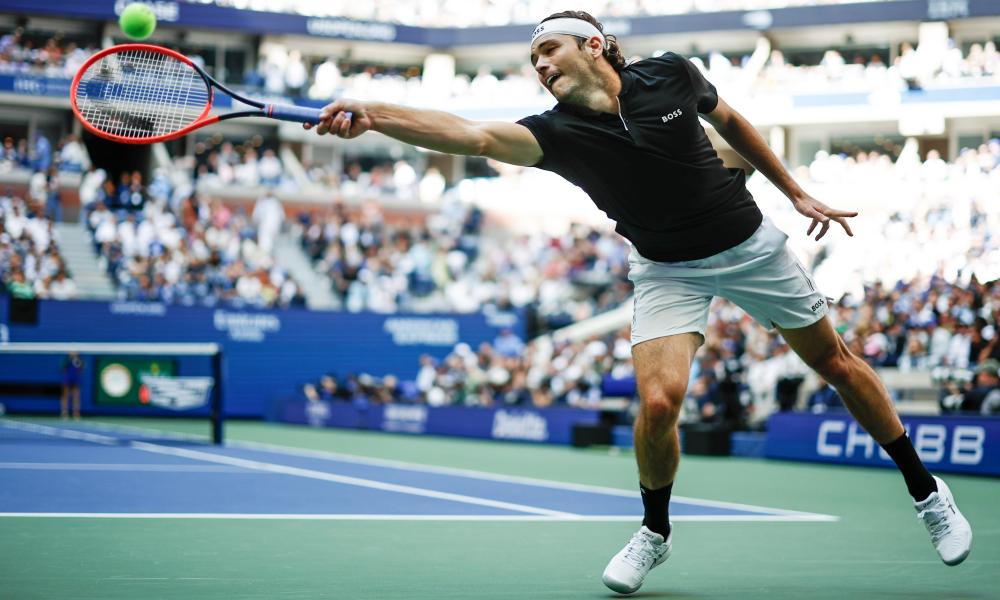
[766,412,1000,476]
[0,296,522,418]
[280,399,601,445]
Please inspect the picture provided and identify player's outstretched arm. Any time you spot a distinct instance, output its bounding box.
[305,99,542,167]
[704,97,857,241]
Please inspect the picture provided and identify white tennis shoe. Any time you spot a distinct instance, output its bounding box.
[602,525,672,594]
[915,476,972,566]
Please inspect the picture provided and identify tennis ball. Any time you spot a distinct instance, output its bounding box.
[119,3,157,40]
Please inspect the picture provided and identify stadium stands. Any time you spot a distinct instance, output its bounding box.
[190,0,893,26]
[2,4,998,422]
[297,198,631,320]
[82,175,307,309]
[0,187,75,299]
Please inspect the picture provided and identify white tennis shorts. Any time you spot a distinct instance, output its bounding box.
[628,216,830,346]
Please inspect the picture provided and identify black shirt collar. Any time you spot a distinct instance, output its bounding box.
[618,66,635,97]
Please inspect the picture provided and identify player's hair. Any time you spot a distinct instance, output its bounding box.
[540,11,627,72]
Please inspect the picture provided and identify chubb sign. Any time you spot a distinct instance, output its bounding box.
[766,413,998,476]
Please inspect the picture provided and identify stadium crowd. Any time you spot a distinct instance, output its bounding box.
[0,187,75,300]
[2,24,996,106]
[81,167,307,309]
[0,133,89,175]
[298,198,631,326]
[252,37,999,103]
[206,0,902,27]
[298,139,1000,420]
[304,270,1000,421]
[191,137,294,191]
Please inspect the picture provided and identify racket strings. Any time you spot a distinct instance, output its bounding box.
[76,49,210,140]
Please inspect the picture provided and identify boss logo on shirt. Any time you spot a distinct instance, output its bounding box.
[661,109,683,123]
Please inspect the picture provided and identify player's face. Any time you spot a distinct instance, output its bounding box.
[530,35,593,102]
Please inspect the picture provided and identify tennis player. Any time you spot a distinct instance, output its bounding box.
[307,11,973,594]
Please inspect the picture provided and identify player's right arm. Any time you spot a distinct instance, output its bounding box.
[306,99,542,167]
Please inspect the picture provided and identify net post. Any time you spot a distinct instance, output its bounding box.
[211,348,224,445]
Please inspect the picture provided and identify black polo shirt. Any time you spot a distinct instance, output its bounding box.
[517,52,763,262]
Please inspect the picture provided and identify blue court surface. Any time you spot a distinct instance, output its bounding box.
[0,418,835,522]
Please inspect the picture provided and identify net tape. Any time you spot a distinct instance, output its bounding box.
[76,48,210,139]
[141,375,214,411]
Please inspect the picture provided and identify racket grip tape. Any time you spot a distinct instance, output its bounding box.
[267,104,352,124]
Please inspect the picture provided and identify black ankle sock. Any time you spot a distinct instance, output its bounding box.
[640,482,672,538]
[880,433,937,502]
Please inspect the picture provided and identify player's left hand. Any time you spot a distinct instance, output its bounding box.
[790,194,857,241]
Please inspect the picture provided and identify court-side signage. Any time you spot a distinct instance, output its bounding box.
[0,296,523,418]
[766,412,999,476]
[282,400,599,445]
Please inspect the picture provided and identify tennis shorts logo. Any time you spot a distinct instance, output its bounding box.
[661,109,683,123]
[810,298,826,313]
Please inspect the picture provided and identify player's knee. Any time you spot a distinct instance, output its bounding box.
[638,381,685,426]
[812,347,853,386]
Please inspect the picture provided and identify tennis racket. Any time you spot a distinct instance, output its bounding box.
[71,44,345,144]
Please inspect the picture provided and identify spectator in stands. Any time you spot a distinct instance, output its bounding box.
[47,268,76,300]
[57,134,87,172]
[44,166,61,222]
[258,149,283,187]
[252,189,284,253]
[0,136,17,170]
[309,57,342,99]
[807,376,844,412]
[284,50,308,97]
[493,328,525,358]
[941,359,1000,415]
[79,165,106,208]
[5,269,34,299]
[32,131,51,173]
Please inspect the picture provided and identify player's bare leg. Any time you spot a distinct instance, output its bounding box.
[632,333,702,489]
[603,332,701,594]
[779,316,972,565]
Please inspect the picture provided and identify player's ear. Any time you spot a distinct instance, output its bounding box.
[587,36,603,58]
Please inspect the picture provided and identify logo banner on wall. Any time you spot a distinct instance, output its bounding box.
[280,400,601,445]
[766,412,999,476]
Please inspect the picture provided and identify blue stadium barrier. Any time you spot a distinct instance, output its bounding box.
[766,412,1000,476]
[0,296,523,418]
[277,399,602,445]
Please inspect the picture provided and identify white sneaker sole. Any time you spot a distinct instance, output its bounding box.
[601,546,671,594]
[931,477,973,566]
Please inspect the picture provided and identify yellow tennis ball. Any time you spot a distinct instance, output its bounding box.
[119,3,157,40]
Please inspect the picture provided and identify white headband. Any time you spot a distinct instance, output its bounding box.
[531,18,607,50]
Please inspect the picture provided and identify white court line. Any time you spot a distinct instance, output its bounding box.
[1,419,575,518]
[0,513,839,522]
[1,420,119,445]
[0,462,249,473]
[129,442,577,518]
[1,419,839,522]
[229,439,837,520]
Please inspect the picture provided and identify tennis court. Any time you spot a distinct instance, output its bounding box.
[1,416,996,599]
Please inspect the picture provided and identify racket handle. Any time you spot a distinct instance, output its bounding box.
[267,104,352,124]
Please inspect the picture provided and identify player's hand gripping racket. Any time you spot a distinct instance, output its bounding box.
[71,44,347,144]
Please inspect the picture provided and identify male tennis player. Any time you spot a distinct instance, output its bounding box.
[307,11,973,594]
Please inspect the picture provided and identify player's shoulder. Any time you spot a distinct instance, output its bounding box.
[628,52,689,75]
[518,106,569,127]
